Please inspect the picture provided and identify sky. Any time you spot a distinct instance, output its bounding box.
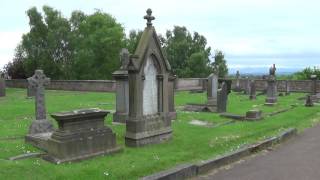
[1,0,320,74]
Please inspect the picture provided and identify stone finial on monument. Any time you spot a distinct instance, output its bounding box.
[112,48,130,124]
[25,70,54,149]
[234,70,241,92]
[125,9,173,147]
[0,72,5,97]
[217,82,228,113]
[249,80,256,100]
[265,64,277,105]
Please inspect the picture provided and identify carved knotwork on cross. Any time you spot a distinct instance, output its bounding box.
[144,8,155,27]
[28,70,50,89]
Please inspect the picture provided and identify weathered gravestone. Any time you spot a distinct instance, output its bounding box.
[27,83,36,97]
[124,9,173,147]
[310,75,319,102]
[25,70,54,149]
[305,95,314,107]
[249,80,256,100]
[207,72,219,111]
[265,64,277,105]
[285,80,290,95]
[43,108,121,163]
[234,70,241,92]
[244,77,250,95]
[112,48,130,123]
[0,73,5,97]
[217,82,228,113]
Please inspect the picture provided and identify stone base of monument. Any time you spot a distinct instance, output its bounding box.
[25,132,52,151]
[43,108,121,164]
[112,112,128,124]
[169,111,177,120]
[183,103,217,112]
[125,114,173,147]
[264,98,277,106]
[25,119,54,150]
[245,110,263,121]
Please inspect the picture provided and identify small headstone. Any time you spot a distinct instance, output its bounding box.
[249,80,256,100]
[217,82,228,113]
[244,77,250,95]
[245,110,262,120]
[44,108,121,163]
[207,73,218,108]
[305,95,314,107]
[27,83,35,97]
[285,80,290,95]
[0,73,5,97]
[25,70,54,149]
[265,64,277,105]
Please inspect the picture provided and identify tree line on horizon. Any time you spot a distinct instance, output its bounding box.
[4,6,228,80]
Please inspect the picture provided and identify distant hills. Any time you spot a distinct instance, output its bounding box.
[228,67,302,75]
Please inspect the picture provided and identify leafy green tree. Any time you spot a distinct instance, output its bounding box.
[162,26,212,77]
[293,66,320,80]
[212,50,228,78]
[125,30,143,53]
[71,10,125,79]
[4,44,27,79]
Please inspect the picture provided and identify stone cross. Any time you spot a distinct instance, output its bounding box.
[28,70,50,120]
[144,8,155,27]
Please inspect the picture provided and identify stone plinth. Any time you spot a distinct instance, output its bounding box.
[265,78,277,105]
[44,108,121,163]
[246,110,262,120]
[168,75,177,120]
[112,70,129,124]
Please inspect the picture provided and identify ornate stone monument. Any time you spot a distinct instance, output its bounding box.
[25,70,54,149]
[0,72,5,97]
[125,9,173,147]
[249,80,256,100]
[112,48,130,123]
[44,108,121,163]
[265,64,277,105]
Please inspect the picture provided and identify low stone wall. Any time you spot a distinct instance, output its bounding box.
[232,79,320,93]
[5,78,320,93]
[6,79,116,92]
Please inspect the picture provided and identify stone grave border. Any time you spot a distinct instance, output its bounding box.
[141,128,297,180]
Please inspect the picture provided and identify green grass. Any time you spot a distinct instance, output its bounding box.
[0,88,319,180]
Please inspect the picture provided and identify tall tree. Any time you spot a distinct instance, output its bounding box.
[212,50,228,78]
[162,26,212,77]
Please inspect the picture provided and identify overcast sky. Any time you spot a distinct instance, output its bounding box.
[1,0,319,72]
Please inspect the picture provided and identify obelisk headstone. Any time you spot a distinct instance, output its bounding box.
[26,70,54,135]
[0,73,5,97]
[265,64,277,105]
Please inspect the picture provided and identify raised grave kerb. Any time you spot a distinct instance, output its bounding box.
[125,8,173,147]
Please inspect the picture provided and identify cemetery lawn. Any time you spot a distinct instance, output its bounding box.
[0,88,320,180]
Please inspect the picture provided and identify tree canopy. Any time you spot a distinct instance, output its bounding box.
[5,7,228,79]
